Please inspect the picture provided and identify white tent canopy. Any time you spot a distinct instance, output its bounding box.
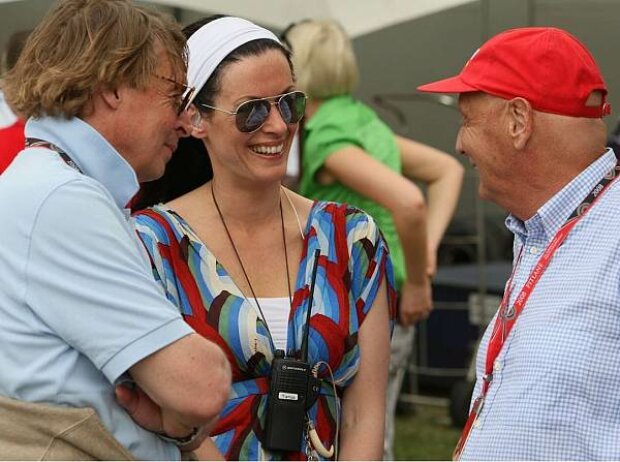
[0,0,476,38]
[147,0,475,37]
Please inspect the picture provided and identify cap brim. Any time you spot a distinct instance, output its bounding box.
[417,75,479,94]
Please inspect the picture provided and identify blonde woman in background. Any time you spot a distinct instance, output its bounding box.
[283,19,464,460]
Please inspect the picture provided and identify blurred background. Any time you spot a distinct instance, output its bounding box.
[2,0,619,458]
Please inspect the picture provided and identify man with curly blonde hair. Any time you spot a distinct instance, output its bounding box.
[0,1,231,459]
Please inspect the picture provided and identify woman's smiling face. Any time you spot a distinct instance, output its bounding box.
[200,48,298,187]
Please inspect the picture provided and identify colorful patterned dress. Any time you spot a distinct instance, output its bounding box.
[134,200,397,460]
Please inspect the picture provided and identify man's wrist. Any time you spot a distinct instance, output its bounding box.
[157,426,201,447]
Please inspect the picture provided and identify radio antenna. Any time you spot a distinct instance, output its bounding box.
[301,249,320,362]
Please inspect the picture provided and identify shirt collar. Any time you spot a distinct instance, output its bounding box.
[25,116,139,209]
[505,148,617,241]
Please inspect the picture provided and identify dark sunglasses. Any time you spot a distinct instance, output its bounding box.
[155,74,195,116]
[196,90,307,133]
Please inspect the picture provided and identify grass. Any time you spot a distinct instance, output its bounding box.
[394,404,461,460]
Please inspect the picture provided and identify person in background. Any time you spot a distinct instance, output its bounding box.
[133,15,396,460]
[0,30,30,174]
[282,19,464,460]
[418,27,620,460]
[0,1,230,459]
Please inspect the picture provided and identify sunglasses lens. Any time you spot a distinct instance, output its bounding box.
[279,92,306,124]
[236,100,270,132]
[234,92,306,132]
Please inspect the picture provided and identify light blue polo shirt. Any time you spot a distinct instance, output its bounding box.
[0,116,194,460]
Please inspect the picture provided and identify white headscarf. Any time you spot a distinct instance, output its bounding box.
[186,17,281,105]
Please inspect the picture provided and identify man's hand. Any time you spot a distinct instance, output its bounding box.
[115,383,164,432]
[115,383,208,451]
[398,279,433,326]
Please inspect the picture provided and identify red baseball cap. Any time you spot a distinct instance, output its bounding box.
[417,27,610,118]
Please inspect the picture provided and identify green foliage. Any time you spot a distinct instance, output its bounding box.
[394,405,461,461]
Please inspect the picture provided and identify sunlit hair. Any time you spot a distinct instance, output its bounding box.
[284,19,358,99]
[3,0,187,119]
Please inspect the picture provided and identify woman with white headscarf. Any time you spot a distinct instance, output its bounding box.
[132,16,396,460]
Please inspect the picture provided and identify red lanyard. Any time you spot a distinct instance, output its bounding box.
[453,160,620,460]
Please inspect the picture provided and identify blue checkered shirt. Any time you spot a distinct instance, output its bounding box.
[461,149,620,460]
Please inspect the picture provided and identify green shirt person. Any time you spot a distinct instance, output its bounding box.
[284,19,464,460]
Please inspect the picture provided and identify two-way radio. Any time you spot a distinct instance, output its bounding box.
[263,249,322,453]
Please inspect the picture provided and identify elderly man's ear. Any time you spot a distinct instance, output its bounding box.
[507,97,533,150]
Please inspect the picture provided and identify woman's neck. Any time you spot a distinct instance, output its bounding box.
[209,179,282,228]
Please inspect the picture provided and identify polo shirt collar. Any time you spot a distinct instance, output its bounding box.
[25,116,139,209]
[506,148,617,242]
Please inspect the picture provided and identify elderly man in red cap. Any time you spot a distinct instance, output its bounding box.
[419,27,619,460]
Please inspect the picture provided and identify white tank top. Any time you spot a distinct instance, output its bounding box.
[249,297,290,352]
